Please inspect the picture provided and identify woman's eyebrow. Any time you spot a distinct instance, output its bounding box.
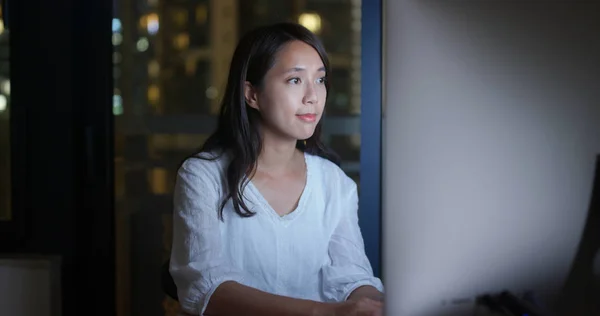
[283,66,326,74]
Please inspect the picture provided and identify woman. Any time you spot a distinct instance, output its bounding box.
[170,22,384,316]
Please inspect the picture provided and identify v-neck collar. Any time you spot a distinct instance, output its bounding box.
[246,152,313,225]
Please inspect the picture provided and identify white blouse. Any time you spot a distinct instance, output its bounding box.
[169,151,384,315]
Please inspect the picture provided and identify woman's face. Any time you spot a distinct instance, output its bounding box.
[245,40,327,142]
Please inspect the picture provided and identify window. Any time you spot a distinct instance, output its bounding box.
[0,5,10,221]
[113,0,362,314]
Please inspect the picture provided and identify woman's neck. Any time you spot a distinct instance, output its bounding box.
[257,133,302,175]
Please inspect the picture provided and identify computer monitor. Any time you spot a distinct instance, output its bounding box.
[381,2,600,315]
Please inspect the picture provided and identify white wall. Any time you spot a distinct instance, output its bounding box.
[382,1,600,315]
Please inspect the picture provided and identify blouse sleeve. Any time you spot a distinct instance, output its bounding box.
[169,159,248,315]
[321,179,385,302]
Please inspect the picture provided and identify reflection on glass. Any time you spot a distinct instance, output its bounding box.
[114,1,362,315]
[0,7,10,221]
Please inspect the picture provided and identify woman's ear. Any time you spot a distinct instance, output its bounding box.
[244,81,259,110]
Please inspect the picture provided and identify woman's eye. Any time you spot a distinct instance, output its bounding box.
[288,78,300,84]
[317,77,327,84]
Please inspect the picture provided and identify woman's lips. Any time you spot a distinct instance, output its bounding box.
[296,114,317,122]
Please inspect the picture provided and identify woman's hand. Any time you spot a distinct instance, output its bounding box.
[330,297,384,316]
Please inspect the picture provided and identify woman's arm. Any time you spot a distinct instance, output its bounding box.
[204,281,334,316]
[347,285,384,302]
[321,176,385,303]
[206,282,385,316]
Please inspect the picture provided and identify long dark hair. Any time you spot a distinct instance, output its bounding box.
[191,22,340,220]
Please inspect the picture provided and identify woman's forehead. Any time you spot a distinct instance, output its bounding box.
[271,41,325,72]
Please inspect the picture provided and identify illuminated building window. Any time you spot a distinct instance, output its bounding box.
[298,13,322,34]
[195,5,208,25]
[171,9,188,27]
[0,95,7,112]
[136,37,149,52]
[140,13,159,35]
[112,33,123,46]
[173,33,190,50]
[147,84,160,104]
[184,58,196,76]
[112,18,122,33]
[113,52,122,64]
[113,94,123,116]
[148,60,160,78]
[206,87,219,100]
[148,168,168,195]
[0,80,10,96]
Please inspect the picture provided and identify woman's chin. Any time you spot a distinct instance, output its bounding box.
[296,131,316,141]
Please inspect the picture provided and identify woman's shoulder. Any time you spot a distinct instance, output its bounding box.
[178,150,230,182]
[307,153,357,193]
